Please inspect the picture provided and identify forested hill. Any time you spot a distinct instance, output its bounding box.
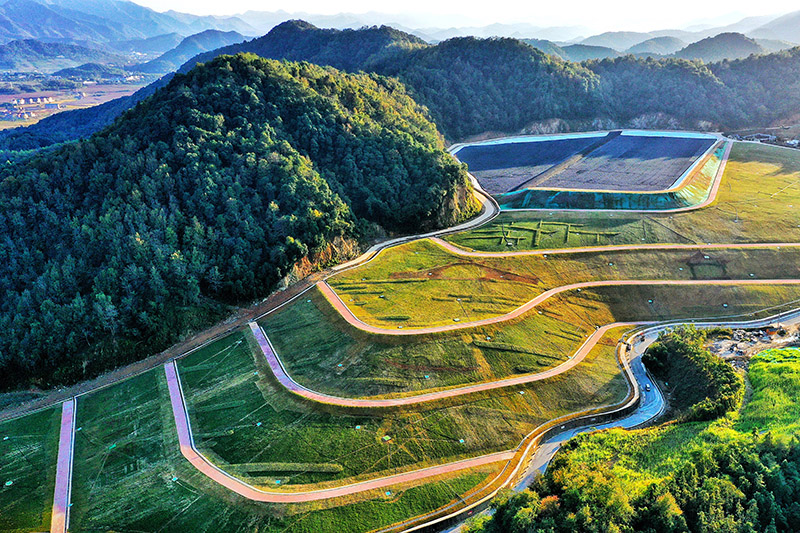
[375,37,598,140]
[182,20,427,73]
[0,54,477,388]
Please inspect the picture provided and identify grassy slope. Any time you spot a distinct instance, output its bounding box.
[0,407,60,533]
[540,347,800,500]
[175,325,627,489]
[447,143,800,251]
[263,278,800,397]
[328,238,800,328]
[66,366,503,532]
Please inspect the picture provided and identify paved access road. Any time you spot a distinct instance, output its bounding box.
[431,237,800,259]
[50,398,75,533]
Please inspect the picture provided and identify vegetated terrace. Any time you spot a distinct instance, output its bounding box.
[327,238,800,329]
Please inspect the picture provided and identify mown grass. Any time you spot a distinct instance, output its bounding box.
[66,367,503,532]
[329,237,800,328]
[176,323,627,492]
[448,143,800,251]
[0,407,61,533]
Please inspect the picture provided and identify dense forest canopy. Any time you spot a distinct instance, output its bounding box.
[0,53,477,388]
[3,21,800,150]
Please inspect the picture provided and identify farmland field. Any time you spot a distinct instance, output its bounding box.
[0,407,61,533]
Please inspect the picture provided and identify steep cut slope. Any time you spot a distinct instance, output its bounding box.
[0,54,476,388]
[675,32,766,63]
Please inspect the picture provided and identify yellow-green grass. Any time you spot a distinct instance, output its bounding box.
[0,407,61,533]
[262,285,607,397]
[66,367,504,532]
[176,324,627,491]
[538,346,800,500]
[736,347,800,437]
[329,238,800,328]
[447,143,800,252]
[263,282,800,399]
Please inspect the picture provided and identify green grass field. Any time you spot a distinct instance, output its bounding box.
[329,237,800,328]
[447,143,800,251]
[535,346,800,500]
[175,321,628,490]
[0,407,61,533]
[261,286,597,398]
[66,366,506,532]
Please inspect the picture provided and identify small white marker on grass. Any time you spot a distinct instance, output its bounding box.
[459,439,465,444]
[4,480,12,487]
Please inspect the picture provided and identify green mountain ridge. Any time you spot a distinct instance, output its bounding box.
[0,53,476,388]
[4,22,800,151]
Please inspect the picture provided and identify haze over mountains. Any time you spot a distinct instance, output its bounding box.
[1,0,799,55]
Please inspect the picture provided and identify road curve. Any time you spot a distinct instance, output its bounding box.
[431,238,800,258]
[164,361,513,503]
[50,398,75,533]
[331,175,500,273]
[319,278,800,336]
[249,321,640,408]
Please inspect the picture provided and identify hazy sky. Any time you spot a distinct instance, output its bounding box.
[134,0,796,32]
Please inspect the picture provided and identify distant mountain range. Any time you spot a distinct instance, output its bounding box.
[134,30,246,73]
[0,38,126,71]
[0,0,257,43]
[2,0,799,53]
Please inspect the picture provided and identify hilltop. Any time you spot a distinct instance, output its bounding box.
[675,32,766,62]
[0,53,477,388]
